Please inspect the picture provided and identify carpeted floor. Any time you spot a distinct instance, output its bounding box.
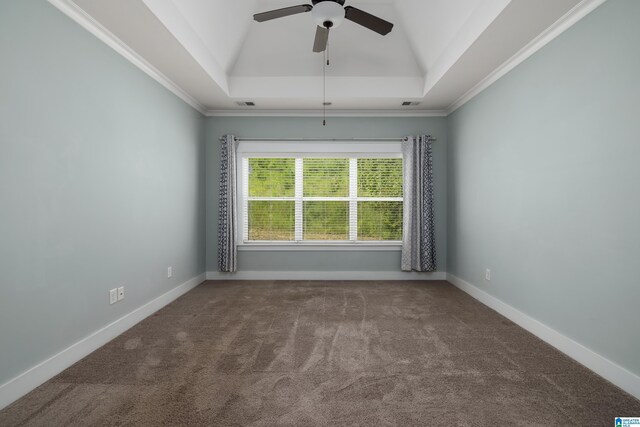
[1,280,639,426]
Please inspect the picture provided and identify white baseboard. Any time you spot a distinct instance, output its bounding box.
[446,273,640,400]
[0,273,205,410]
[206,270,447,281]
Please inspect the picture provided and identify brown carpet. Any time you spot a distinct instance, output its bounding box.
[1,280,638,426]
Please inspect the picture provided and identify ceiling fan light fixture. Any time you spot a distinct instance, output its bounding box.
[311,1,345,29]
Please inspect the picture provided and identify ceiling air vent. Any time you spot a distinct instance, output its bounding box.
[237,101,256,106]
[402,101,420,106]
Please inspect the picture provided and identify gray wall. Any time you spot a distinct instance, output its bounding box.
[4,0,636,398]
[0,0,206,385]
[447,0,640,377]
[205,117,447,273]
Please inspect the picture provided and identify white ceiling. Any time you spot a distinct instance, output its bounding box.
[69,0,588,113]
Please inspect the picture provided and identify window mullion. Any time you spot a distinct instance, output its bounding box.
[294,158,303,241]
[349,158,358,241]
[242,158,249,242]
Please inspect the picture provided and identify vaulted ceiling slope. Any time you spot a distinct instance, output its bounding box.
[57,0,603,114]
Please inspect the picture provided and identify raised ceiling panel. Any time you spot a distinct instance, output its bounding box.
[396,0,485,71]
[232,2,422,77]
[170,0,257,73]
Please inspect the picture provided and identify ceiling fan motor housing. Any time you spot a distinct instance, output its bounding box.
[312,0,346,29]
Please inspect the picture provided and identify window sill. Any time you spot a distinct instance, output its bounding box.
[237,243,402,252]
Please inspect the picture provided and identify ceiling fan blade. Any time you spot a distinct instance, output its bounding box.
[313,26,329,53]
[253,4,313,22]
[344,6,393,35]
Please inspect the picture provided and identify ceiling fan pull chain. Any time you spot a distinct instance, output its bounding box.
[323,49,327,126]
[327,42,330,66]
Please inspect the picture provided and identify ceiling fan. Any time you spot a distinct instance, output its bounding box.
[253,0,393,53]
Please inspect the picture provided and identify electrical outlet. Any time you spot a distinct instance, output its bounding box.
[117,286,125,301]
[485,269,491,281]
[167,266,172,278]
[109,289,118,305]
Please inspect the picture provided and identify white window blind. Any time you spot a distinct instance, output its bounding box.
[242,156,403,243]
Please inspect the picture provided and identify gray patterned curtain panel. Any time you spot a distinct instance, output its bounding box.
[401,135,436,272]
[218,134,238,272]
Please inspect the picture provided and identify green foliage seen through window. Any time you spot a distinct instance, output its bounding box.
[246,157,402,241]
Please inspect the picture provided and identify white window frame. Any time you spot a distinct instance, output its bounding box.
[236,141,403,251]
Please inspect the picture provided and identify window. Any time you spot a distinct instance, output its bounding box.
[238,143,403,246]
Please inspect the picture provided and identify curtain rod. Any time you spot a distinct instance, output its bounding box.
[220,137,436,142]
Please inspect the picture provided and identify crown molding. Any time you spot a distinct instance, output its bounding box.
[205,109,449,118]
[445,0,609,115]
[47,0,208,115]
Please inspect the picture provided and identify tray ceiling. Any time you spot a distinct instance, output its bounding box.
[65,0,589,113]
